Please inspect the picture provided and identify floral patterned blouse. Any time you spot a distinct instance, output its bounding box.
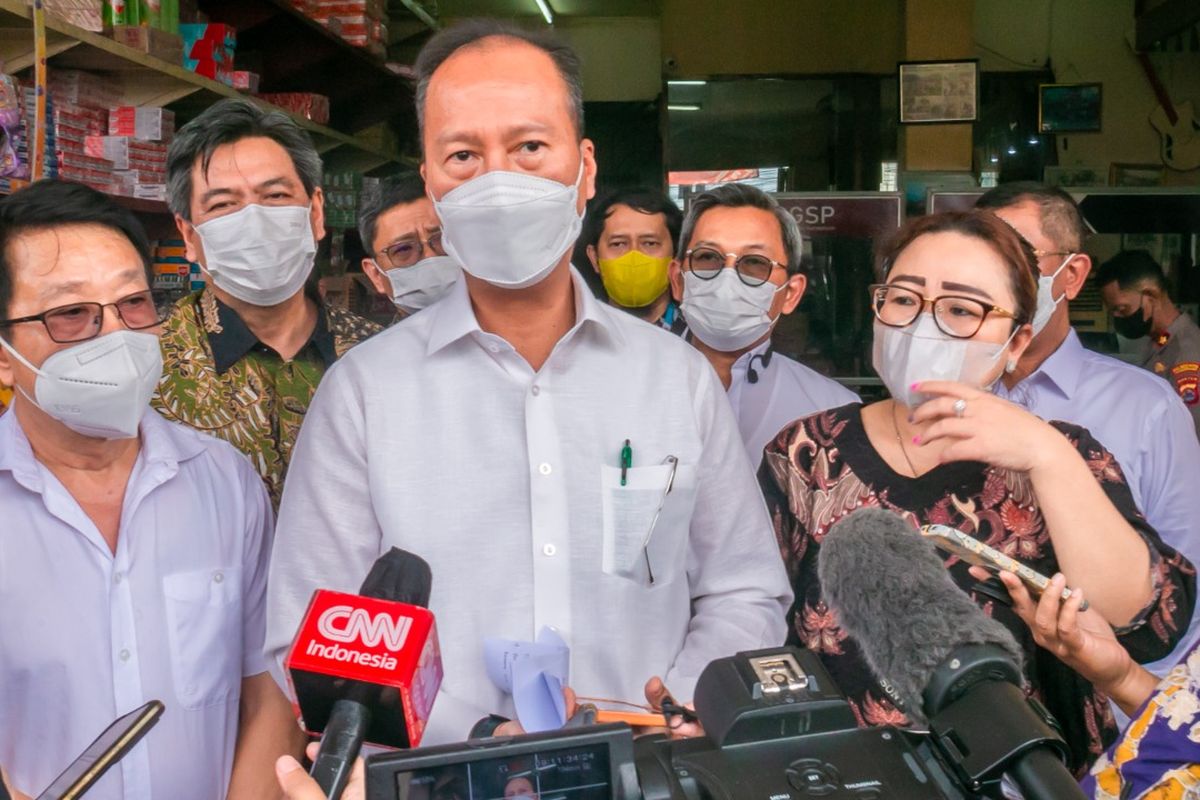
[759,403,1196,772]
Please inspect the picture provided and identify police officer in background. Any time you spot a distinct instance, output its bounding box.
[669,183,858,462]
[1098,249,1200,436]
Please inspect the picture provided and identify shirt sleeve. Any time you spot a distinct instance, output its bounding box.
[1133,388,1200,574]
[263,358,385,687]
[238,451,275,678]
[1055,422,1197,662]
[663,360,792,699]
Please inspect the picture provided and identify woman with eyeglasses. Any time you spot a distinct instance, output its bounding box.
[758,211,1194,772]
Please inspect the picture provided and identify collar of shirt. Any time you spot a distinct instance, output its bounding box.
[729,339,773,388]
[205,288,338,375]
[0,407,206,496]
[424,266,627,357]
[1018,328,1086,401]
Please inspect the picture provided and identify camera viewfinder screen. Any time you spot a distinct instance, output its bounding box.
[393,743,612,800]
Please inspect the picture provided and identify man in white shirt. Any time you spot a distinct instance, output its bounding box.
[0,180,301,800]
[264,19,791,745]
[669,183,859,464]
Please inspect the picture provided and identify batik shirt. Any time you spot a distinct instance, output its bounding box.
[152,288,380,508]
[1083,639,1200,798]
[759,403,1196,772]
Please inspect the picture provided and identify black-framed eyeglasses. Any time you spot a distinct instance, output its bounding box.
[684,247,786,287]
[377,231,445,269]
[0,289,171,343]
[870,283,1017,339]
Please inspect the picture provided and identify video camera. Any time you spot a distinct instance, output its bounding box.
[365,646,1073,800]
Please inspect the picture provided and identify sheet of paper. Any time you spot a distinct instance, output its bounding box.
[483,627,570,732]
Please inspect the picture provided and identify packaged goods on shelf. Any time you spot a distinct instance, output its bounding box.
[133,183,167,200]
[45,0,104,32]
[324,170,365,229]
[257,92,330,125]
[103,0,139,26]
[231,71,260,93]
[0,75,26,179]
[0,177,30,194]
[109,106,175,141]
[84,135,167,170]
[153,238,192,290]
[180,23,236,86]
[110,25,184,63]
[47,69,121,109]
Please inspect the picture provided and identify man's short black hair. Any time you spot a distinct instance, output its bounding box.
[0,180,152,321]
[678,183,805,275]
[580,188,682,253]
[358,172,428,255]
[414,18,584,139]
[1096,249,1168,292]
[975,181,1090,252]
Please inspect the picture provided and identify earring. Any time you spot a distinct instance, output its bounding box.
[1005,358,1018,374]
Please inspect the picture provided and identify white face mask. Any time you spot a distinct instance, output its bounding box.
[377,255,460,314]
[194,204,317,306]
[0,330,162,439]
[1030,253,1074,336]
[432,163,585,289]
[872,315,1016,408]
[681,268,783,352]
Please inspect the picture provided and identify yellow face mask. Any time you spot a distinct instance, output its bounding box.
[597,250,671,308]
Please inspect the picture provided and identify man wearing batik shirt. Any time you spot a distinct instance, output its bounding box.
[154,98,379,508]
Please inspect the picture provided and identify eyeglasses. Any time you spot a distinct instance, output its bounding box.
[1031,247,1073,259]
[0,289,171,343]
[684,247,786,287]
[377,231,445,269]
[870,283,1017,339]
[641,455,679,586]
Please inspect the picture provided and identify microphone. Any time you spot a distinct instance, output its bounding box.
[285,548,443,799]
[746,346,774,384]
[817,508,1083,800]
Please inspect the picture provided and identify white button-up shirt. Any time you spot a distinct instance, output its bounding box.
[727,340,860,467]
[0,410,274,800]
[265,269,792,744]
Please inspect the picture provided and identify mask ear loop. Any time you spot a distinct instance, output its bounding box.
[1046,252,1076,307]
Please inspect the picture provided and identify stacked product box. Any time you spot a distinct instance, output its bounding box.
[109,106,174,140]
[0,75,28,180]
[310,0,388,58]
[152,238,193,291]
[324,170,368,229]
[103,0,180,32]
[85,135,168,198]
[44,0,104,32]
[257,93,330,125]
[48,69,121,110]
[180,23,236,86]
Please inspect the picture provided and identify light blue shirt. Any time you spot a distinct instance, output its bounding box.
[0,409,274,800]
[994,330,1200,675]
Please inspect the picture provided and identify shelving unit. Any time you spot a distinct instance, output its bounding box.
[0,0,417,216]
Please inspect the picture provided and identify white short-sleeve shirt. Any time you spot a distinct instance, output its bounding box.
[0,409,274,800]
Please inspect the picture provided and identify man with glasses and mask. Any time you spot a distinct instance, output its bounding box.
[669,184,857,463]
[1098,249,1200,436]
[265,19,791,745]
[976,182,1200,678]
[0,181,302,800]
[154,98,380,509]
[358,172,459,323]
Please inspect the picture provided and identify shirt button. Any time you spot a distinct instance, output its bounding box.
[213,571,224,583]
[531,385,541,396]
[543,543,557,557]
[487,343,500,353]
[538,463,552,475]
[113,572,124,585]
[119,649,131,662]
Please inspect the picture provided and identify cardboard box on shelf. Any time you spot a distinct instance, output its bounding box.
[45,0,104,31]
[257,92,330,125]
[109,106,175,141]
[231,71,260,93]
[110,25,184,64]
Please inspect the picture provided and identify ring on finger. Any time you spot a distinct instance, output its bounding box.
[953,398,967,418]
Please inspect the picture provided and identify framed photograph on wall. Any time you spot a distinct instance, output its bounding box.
[1038,83,1102,133]
[1110,162,1165,187]
[1043,165,1107,188]
[898,60,979,124]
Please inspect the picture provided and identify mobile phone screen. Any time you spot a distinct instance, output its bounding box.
[36,700,164,800]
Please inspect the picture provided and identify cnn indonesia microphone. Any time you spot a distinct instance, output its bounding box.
[817,508,1085,800]
[285,548,443,799]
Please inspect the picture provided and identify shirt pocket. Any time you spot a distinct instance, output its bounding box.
[600,461,698,588]
[162,567,242,710]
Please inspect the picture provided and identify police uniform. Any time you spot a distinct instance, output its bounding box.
[1142,312,1200,437]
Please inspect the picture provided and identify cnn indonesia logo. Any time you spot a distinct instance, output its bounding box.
[305,605,414,669]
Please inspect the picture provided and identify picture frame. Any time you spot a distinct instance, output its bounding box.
[1043,165,1107,188]
[1109,162,1165,187]
[1038,83,1102,133]
[898,60,979,124]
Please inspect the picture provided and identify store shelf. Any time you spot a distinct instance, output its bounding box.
[196,0,416,133]
[0,0,406,183]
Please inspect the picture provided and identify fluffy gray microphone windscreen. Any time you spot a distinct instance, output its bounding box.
[816,507,1025,723]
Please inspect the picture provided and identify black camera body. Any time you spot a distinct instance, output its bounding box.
[635,647,964,800]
